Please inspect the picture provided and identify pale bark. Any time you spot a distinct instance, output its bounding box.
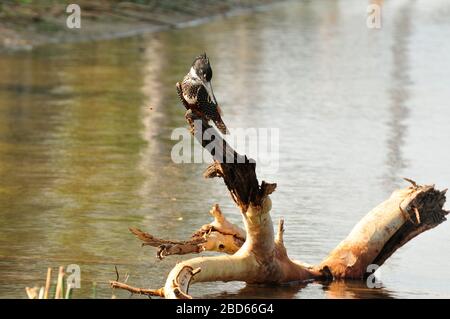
[318,182,448,279]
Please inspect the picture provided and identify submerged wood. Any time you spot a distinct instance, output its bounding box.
[112,83,448,299]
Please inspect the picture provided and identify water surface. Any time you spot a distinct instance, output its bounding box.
[0,0,449,298]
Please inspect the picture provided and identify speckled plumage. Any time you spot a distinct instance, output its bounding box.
[178,54,228,134]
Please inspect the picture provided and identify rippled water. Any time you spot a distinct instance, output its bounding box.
[1,0,449,298]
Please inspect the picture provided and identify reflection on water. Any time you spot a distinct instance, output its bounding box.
[202,281,311,299]
[384,1,413,189]
[0,0,450,298]
[322,280,394,299]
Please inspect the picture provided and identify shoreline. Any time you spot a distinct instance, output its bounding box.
[0,0,283,53]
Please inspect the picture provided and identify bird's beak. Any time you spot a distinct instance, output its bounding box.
[203,81,218,105]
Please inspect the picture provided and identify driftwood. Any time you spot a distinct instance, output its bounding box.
[128,204,245,259]
[110,83,448,299]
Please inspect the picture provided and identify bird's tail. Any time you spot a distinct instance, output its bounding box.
[214,117,229,135]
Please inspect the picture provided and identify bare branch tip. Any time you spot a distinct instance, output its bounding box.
[191,267,201,276]
[114,265,119,281]
[129,227,142,236]
[413,207,421,224]
[403,177,418,188]
[278,218,285,231]
[276,218,285,243]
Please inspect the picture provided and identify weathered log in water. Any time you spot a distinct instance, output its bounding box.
[318,182,448,279]
[158,181,447,298]
[110,83,448,299]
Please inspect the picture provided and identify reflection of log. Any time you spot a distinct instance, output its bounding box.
[323,280,394,299]
[111,82,448,299]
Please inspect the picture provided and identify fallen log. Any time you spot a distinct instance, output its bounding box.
[110,84,448,299]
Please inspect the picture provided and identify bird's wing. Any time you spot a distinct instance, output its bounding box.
[197,86,220,120]
[176,82,190,110]
[197,86,228,134]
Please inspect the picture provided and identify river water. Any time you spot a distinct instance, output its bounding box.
[0,0,449,298]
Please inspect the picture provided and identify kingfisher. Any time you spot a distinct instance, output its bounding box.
[176,53,229,134]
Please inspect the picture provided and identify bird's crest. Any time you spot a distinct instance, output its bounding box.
[195,52,208,62]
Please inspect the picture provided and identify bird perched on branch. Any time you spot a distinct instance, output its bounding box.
[176,53,229,134]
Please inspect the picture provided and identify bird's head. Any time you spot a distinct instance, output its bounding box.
[192,53,212,82]
[191,53,217,104]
